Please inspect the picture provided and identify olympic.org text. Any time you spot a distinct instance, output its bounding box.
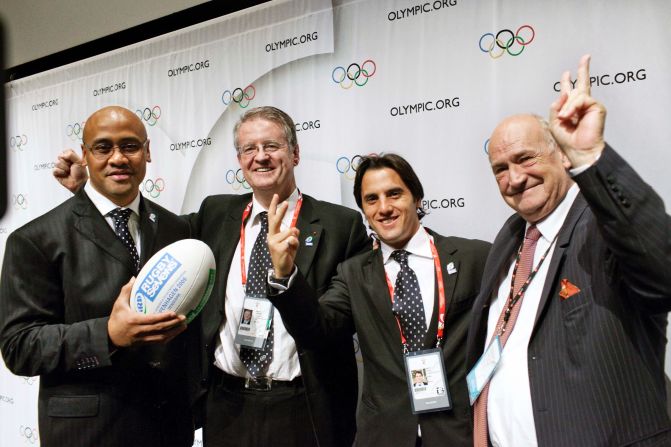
[265,32,318,52]
[388,0,457,21]
[93,82,126,97]
[390,97,460,117]
[170,138,212,151]
[32,99,58,111]
[168,60,210,78]
[553,68,646,91]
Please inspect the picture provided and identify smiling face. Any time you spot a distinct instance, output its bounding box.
[488,115,572,223]
[236,118,299,204]
[81,106,150,206]
[361,167,421,249]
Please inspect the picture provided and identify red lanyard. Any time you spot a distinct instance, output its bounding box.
[240,194,303,285]
[385,231,446,350]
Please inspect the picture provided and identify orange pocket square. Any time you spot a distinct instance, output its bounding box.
[559,279,581,299]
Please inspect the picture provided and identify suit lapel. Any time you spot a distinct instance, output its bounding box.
[364,249,404,348]
[294,196,323,278]
[72,190,134,271]
[423,231,458,348]
[532,193,589,329]
[468,217,525,364]
[214,195,251,315]
[138,196,159,264]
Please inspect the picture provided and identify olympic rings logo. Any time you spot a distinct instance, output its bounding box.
[336,155,364,180]
[479,25,535,58]
[66,122,86,141]
[12,194,27,210]
[222,85,256,108]
[136,106,162,126]
[224,169,251,191]
[19,426,39,444]
[141,178,165,198]
[332,60,376,89]
[9,134,28,151]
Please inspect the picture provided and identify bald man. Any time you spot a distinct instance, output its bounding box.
[467,56,671,446]
[0,106,195,447]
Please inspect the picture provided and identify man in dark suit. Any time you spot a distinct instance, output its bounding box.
[0,106,194,447]
[187,106,369,447]
[52,106,368,446]
[265,153,490,446]
[467,55,671,447]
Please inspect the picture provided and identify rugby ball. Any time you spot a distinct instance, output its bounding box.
[130,239,215,323]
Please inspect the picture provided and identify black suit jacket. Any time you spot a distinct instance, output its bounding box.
[466,145,671,446]
[188,192,369,447]
[270,229,490,447]
[0,189,194,447]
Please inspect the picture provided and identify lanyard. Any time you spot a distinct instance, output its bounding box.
[495,233,558,337]
[240,194,303,286]
[385,231,446,351]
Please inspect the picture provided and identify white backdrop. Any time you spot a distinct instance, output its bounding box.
[2,0,670,445]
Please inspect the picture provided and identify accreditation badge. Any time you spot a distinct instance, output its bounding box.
[404,348,452,414]
[466,336,502,405]
[234,296,273,349]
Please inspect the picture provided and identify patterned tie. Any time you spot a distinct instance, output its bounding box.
[473,225,542,447]
[109,207,140,274]
[391,249,427,352]
[239,211,274,377]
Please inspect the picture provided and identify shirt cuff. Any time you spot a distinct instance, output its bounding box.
[267,266,298,295]
[569,152,602,177]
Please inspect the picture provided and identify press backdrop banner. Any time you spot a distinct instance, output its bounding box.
[2,0,670,445]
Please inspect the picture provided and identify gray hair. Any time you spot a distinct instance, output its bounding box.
[233,106,298,153]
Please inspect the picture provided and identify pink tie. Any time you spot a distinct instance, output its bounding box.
[473,225,542,447]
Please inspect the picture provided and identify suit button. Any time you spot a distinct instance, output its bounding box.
[622,199,631,208]
[201,378,208,385]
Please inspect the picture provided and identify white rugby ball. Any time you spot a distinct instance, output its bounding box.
[130,239,215,323]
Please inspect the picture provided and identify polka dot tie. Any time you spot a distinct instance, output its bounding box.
[239,212,274,377]
[391,250,427,352]
[109,207,140,274]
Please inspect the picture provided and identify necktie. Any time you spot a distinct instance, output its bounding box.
[239,212,274,377]
[391,249,427,352]
[473,225,542,447]
[109,207,140,274]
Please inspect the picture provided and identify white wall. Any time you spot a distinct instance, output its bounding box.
[0,0,210,67]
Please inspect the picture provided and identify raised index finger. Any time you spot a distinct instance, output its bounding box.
[267,193,288,236]
[575,54,592,94]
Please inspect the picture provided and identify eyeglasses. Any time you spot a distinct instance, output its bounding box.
[85,140,148,159]
[238,141,288,158]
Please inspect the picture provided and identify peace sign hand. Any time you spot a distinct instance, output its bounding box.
[549,54,607,168]
[267,194,301,278]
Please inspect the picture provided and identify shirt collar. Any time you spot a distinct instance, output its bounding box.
[381,224,433,264]
[532,183,580,242]
[84,181,141,218]
[250,188,300,226]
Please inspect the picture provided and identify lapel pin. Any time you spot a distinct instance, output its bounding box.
[149,213,157,223]
[446,262,457,275]
[305,235,314,247]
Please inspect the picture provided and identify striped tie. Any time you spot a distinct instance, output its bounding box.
[473,225,541,447]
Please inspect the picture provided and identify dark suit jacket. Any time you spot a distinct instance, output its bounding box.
[466,145,671,446]
[188,193,369,447]
[270,229,490,447]
[0,189,194,447]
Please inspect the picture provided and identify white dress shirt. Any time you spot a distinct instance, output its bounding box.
[84,181,142,256]
[485,184,579,447]
[214,188,302,380]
